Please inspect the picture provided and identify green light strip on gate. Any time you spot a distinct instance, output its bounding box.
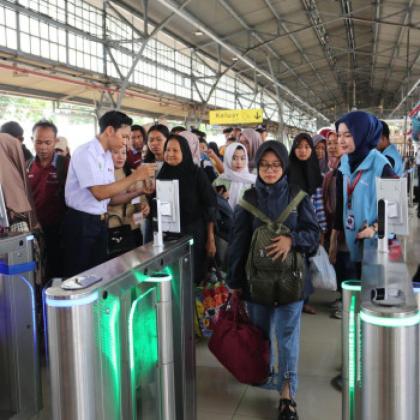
[348,295,356,420]
[128,288,155,371]
[360,310,420,327]
[342,281,362,292]
[99,296,121,416]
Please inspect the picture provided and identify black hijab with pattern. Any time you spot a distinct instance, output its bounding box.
[287,132,323,195]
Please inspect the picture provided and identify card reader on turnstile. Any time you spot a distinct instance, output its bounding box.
[371,287,405,307]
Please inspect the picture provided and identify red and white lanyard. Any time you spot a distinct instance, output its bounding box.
[346,171,363,210]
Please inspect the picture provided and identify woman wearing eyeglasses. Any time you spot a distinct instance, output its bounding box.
[227,141,319,420]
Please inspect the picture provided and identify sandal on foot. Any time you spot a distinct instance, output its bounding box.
[278,398,299,420]
[302,304,317,315]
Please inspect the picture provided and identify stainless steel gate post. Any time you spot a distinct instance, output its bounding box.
[358,239,420,420]
[0,233,41,419]
[148,273,176,420]
[360,307,420,420]
[342,280,362,420]
[46,291,99,420]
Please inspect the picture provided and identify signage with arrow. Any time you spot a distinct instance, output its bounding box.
[209,108,264,125]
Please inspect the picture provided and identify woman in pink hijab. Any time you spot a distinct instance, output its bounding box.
[0,133,36,229]
[179,131,201,165]
[239,128,262,171]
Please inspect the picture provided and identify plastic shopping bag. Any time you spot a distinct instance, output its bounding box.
[309,245,337,291]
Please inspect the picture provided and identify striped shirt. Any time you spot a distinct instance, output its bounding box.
[311,187,327,233]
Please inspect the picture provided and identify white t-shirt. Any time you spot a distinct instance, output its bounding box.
[65,137,115,215]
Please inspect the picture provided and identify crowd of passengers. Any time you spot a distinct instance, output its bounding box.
[0,109,416,420]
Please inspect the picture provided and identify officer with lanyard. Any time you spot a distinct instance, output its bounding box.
[330,111,397,271]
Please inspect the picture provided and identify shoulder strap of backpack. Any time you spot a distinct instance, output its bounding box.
[275,190,307,225]
[238,197,273,225]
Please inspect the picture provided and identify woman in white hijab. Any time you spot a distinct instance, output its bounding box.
[213,142,256,210]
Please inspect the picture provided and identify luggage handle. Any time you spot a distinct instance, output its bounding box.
[226,293,248,326]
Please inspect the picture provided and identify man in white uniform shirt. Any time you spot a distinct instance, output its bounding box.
[63,110,155,277]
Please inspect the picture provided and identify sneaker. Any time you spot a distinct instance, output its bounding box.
[278,399,299,420]
[329,298,341,309]
[331,302,343,319]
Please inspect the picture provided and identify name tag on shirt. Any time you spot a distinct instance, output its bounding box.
[346,211,355,231]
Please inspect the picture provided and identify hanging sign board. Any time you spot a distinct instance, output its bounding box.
[209,108,263,125]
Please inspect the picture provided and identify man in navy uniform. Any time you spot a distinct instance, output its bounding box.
[126,124,145,169]
[62,110,155,277]
[377,120,404,176]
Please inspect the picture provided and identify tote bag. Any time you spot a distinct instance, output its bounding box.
[208,295,269,384]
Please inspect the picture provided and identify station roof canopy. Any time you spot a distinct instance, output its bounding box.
[119,0,420,119]
[0,0,418,123]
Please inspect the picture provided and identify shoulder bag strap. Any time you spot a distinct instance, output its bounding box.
[275,190,307,225]
[238,197,273,225]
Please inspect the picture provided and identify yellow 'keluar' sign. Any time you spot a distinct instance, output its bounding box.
[209,108,263,125]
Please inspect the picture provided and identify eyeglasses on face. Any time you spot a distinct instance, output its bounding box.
[259,161,282,171]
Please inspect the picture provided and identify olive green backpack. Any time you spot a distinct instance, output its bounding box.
[238,189,307,306]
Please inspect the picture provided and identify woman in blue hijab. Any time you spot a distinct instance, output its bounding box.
[330,111,397,265]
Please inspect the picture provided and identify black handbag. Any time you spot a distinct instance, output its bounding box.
[107,212,135,257]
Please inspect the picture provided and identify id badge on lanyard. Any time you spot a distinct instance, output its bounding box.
[346,171,363,231]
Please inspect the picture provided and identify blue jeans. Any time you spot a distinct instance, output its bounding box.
[247,300,304,398]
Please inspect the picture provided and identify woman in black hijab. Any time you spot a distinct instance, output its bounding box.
[288,133,323,196]
[288,133,327,314]
[157,134,217,283]
[227,141,319,420]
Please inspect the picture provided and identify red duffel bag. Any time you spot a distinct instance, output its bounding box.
[208,294,269,384]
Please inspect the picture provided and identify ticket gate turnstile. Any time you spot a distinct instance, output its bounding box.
[0,233,42,420]
[342,239,420,420]
[45,236,196,420]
